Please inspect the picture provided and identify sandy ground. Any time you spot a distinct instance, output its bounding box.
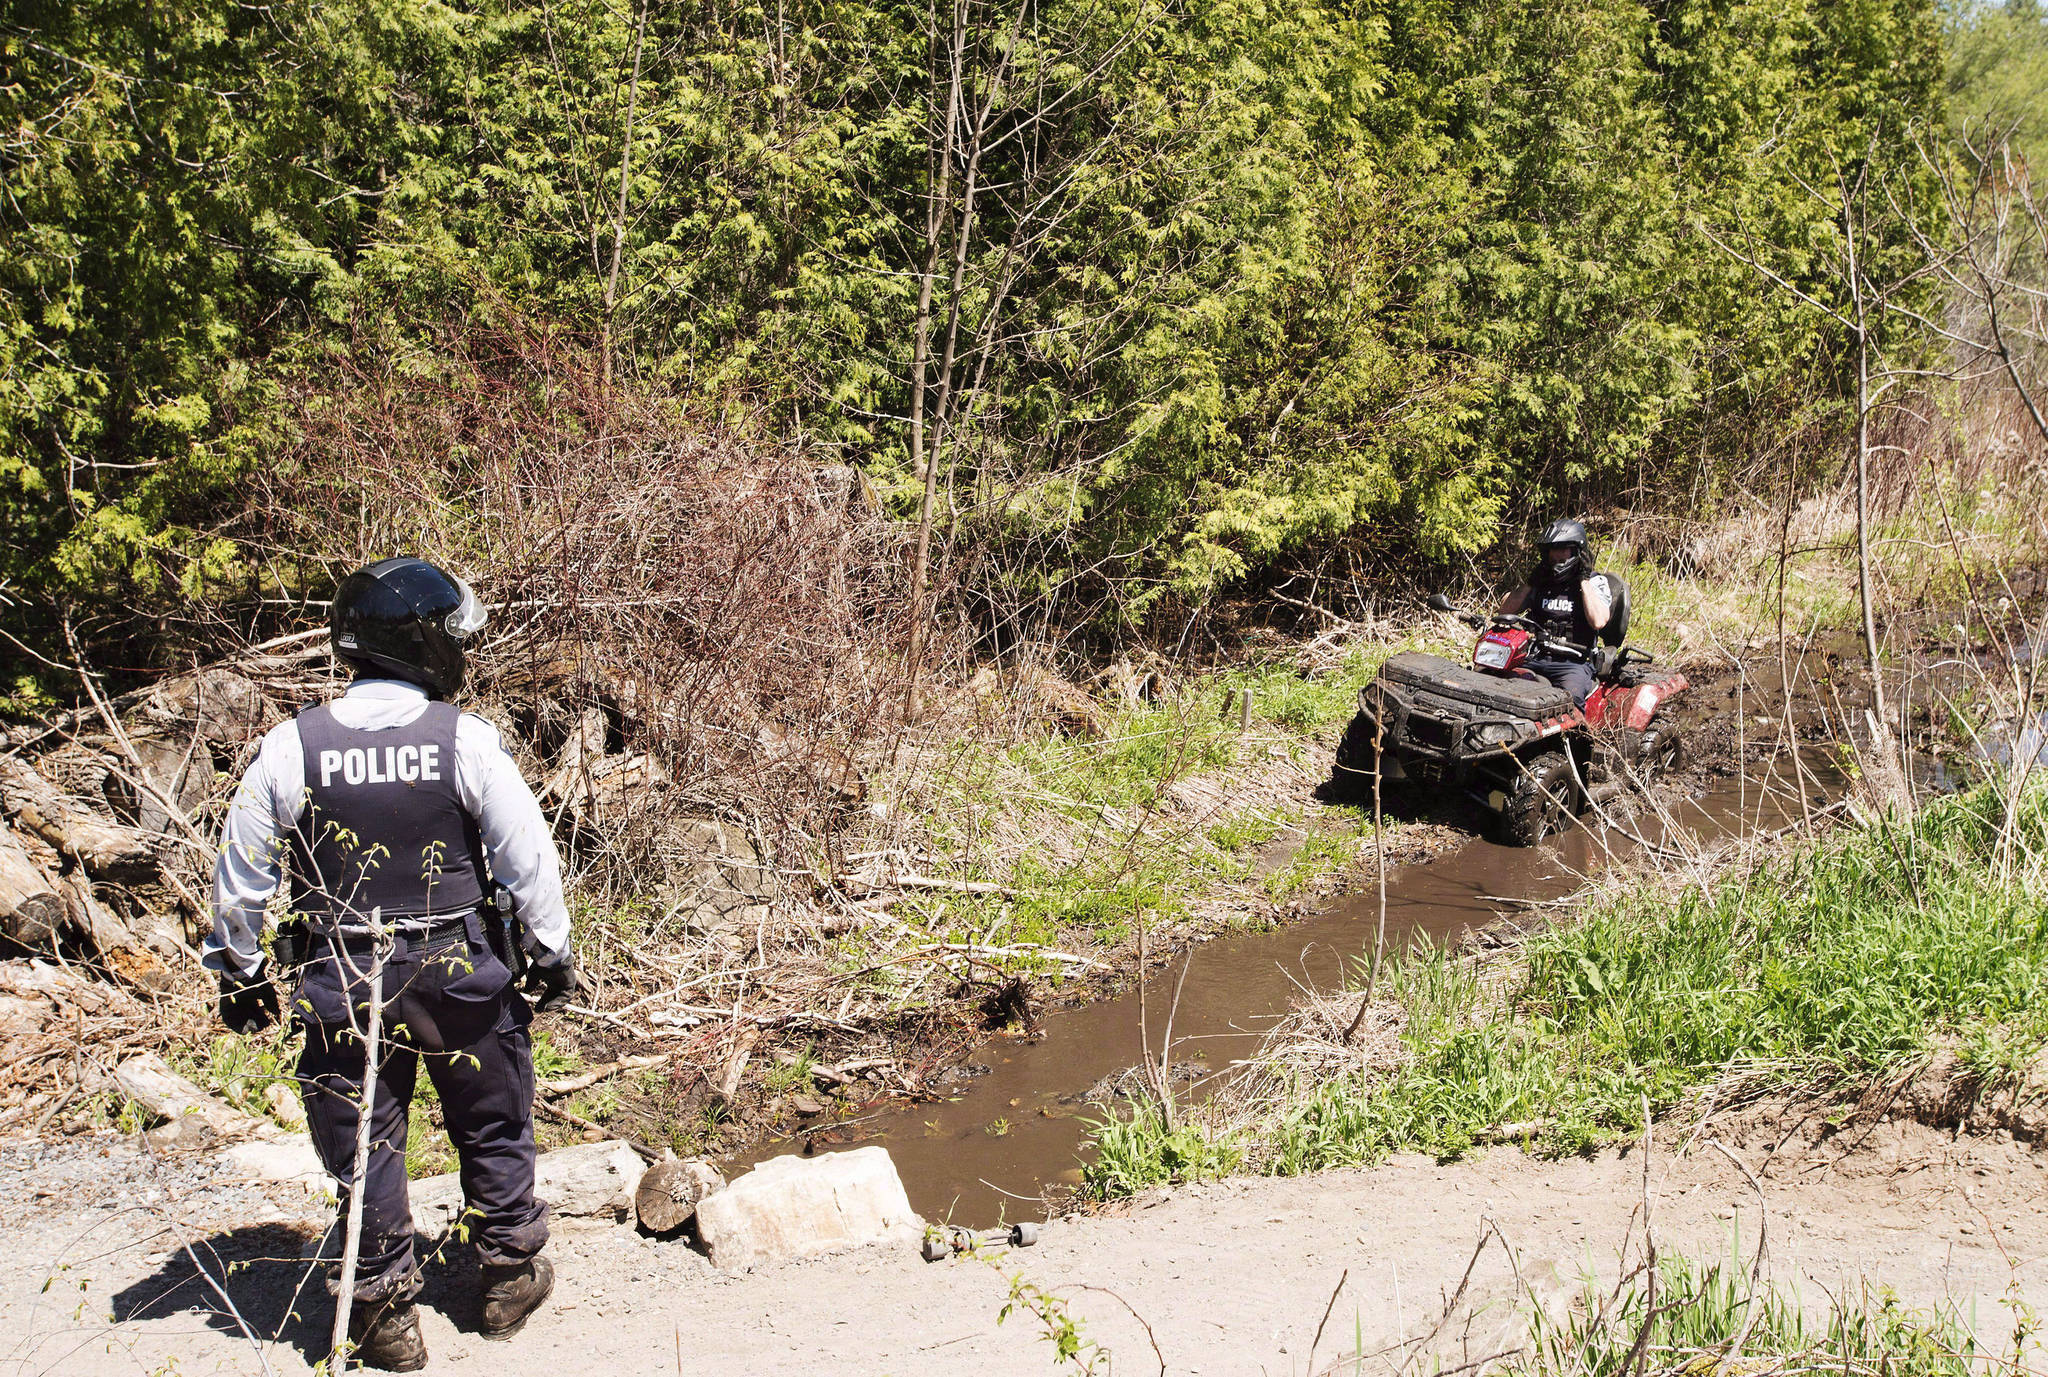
[3,1109,2043,1377]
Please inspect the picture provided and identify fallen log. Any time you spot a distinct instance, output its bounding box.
[937,941,1108,970]
[126,667,272,746]
[897,873,1013,896]
[1470,1119,1549,1145]
[0,829,64,949]
[806,1056,896,1089]
[58,873,133,951]
[0,958,130,1019]
[539,1051,673,1096]
[835,870,1014,899]
[58,875,172,989]
[124,733,213,837]
[715,1027,761,1108]
[112,1051,284,1144]
[0,757,161,880]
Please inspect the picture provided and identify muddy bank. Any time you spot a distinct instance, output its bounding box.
[737,735,1847,1224]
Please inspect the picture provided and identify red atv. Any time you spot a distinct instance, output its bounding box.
[1331,579,1688,844]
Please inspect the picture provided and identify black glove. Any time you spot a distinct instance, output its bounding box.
[522,949,585,1013]
[218,969,280,1035]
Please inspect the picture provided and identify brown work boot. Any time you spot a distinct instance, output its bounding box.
[479,1254,554,1339]
[348,1297,428,1372]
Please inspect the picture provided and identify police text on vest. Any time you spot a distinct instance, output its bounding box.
[318,744,443,787]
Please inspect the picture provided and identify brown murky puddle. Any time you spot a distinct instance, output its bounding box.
[734,756,1846,1225]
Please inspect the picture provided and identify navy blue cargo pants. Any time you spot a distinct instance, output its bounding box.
[1525,655,1595,708]
[293,914,549,1303]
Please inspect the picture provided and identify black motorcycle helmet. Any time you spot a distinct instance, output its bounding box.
[329,557,488,698]
[1534,518,1593,584]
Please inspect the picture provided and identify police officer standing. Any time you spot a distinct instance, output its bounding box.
[202,558,585,1371]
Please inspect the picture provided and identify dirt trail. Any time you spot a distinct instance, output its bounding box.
[5,1113,2042,1376]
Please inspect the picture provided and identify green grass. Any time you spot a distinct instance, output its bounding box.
[763,1045,819,1096]
[1228,650,1392,736]
[1206,811,1285,853]
[407,1117,457,1178]
[885,641,1431,973]
[531,1028,581,1081]
[1086,780,2048,1193]
[1597,541,1726,653]
[1512,1247,1999,1377]
[995,694,1240,812]
[1082,1104,1244,1198]
[172,1029,300,1129]
[169,1025,476,1178]
[1260,821,1370,901]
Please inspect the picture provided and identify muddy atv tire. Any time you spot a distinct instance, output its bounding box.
[1329,713,1405,806]
[1633,724,1684,782]
[1494,751,1579,846]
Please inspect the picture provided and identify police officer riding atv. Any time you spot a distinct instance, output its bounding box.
[1332,520,1688,845]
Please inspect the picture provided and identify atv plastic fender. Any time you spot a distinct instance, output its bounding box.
[1620,673,1688,730]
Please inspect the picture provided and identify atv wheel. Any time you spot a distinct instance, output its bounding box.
[1634,724,1684,781]
[1330,713,1403,806]
[1494,751,1579,846]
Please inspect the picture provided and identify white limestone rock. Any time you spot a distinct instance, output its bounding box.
[223,1138,330,1193]
[410,1139,643,1234]
[694,1146,920,1270]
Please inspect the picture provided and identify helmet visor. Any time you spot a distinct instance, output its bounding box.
[445,578,489,640]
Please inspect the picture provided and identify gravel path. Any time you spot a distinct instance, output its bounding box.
[4,1112,2043,1376]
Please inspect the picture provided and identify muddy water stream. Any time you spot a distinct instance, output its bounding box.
[739,758,1844,1224]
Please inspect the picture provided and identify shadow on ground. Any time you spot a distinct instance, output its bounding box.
[110,1223,491,1367]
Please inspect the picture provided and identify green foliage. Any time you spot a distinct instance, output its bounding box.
[530,1029,581,1082]
[1946,0,2048,154]
[1082,1102,1244,1198]
[0,1,461,641]
[992,1262,1111,1373]
[173,1029,301,1128]
[1260,822,1367,901]
[762,1046,819,1097]
[406,1118,457,1180]
[0,0,1957,679]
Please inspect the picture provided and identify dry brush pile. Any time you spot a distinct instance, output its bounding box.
[1,323,1242,1151]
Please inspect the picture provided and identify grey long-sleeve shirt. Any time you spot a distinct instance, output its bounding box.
[201,679,571,978]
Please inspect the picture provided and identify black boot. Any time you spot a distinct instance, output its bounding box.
[479,1254,554,1340]
[348,1297,428,1372]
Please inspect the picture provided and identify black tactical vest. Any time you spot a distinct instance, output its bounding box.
[1531,579,1596,653]
[288,701,488,925]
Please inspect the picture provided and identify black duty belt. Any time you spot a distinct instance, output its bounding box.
[313,912,477,953]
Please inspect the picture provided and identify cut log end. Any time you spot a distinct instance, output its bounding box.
[0,827,64,949]
[634,1158,726,1233]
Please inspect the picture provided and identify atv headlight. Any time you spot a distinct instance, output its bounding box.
[1474,638,1513,670]
[1469,721,1519,749]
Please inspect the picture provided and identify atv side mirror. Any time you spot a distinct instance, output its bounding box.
[1426,593,1454,613]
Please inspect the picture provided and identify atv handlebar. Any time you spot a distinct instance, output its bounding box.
[1427,592,1664,677]
[1426,594,1604,663]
